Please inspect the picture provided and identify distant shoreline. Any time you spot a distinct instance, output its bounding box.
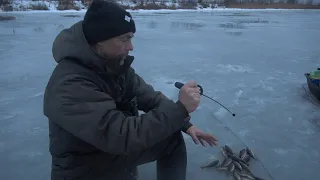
[0,1,320,13]
[1,8,319,14]
[228,3,320,9]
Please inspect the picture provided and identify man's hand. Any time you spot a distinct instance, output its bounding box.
[186,126,218,147]
[178,81,201,113]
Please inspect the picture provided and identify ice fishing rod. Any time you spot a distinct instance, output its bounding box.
[174,82,236,117]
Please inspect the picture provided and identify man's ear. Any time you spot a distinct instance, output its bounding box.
[95,40,111,49]
[95,41,103,47]
[91,42,101,55]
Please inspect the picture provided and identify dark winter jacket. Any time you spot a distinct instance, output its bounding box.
[43,20,193,180]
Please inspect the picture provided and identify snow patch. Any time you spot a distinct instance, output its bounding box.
[233,89,244,105]
[238,129,250,137]
[216,64,254,73]
[273,148,296,155]
[28,92,44,98]
[1,114,17,120]
[182,133,192,140]
[249,97,266,105]
[292,128,315,135]
[213,107,228,118]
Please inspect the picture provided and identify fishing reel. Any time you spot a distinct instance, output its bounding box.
[174,82,235,117]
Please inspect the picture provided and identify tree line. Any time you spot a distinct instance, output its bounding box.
[0,0,318,9]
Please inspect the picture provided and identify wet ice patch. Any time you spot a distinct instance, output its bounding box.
[219,22,245,29]
[237,19,269,24]
[170,21,205,31]
[225,31,243,36]
[215,64,253,73]
[33,27,44,33]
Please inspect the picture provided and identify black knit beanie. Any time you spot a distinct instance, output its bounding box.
[82,0,136,45]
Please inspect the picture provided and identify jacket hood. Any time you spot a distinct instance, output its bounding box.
[52,20,134,75]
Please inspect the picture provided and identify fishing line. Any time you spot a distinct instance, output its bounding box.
[174,82,236,117]
[173,82,274,180]
[210,112,275,180]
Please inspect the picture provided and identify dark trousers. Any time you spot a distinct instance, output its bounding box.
[102,131,187,180]
[51,131,187,180]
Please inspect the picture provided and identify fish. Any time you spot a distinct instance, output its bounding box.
[200,159,219,169]
[233,161,242,171]
[240,162,253,175]
[229,154,249,166]
[253,176,266,180]
[221,147,228,158]
[221,157,232,167]
[233,171,241,180]
[239,148,247,159]
[246,147,256,159]
[224,145,234,155]
[242,153,251,163]
[233,169,241,174]
[238,162,253,175]
[239,172,255,179]
[228,163,235,173]
[216,166,228,171]
[242,177,255,180]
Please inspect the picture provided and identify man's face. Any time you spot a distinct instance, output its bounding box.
[94,32,134,64]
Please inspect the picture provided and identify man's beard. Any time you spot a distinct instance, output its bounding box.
[119,59,124,66]
[119,55,127,66]
[100,51,126,66]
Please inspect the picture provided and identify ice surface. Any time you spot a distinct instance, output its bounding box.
[1,9,320,180]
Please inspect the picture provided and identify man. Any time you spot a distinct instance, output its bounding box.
[43,0,218,180]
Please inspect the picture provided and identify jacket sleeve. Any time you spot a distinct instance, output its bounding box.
[44,73,190,155]
[132,70,194,132]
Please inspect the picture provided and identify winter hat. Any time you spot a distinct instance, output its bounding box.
[82,0,136,44]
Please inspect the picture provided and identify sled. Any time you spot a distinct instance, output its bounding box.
[304,68,320,102]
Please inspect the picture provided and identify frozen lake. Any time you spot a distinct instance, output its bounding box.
[1,9,320,180]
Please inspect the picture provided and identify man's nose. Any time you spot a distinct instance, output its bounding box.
[127,41,133,51]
